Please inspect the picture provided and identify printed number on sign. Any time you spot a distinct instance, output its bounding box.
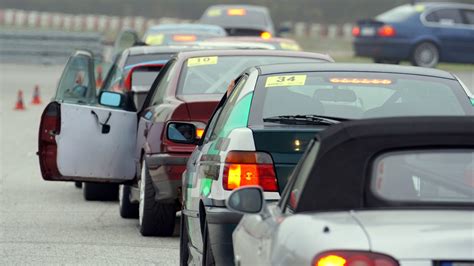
[187,56,219,67]
[265,75,307,87]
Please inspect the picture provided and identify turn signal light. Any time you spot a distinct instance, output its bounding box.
[352,26,361,37]
[195,128,205,139]
[172,34,197,42]
[378,25,396,37]
[260,31,272,39]
[314,251,399,266]
[223,151,278,191]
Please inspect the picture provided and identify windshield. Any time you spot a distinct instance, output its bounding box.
[376,4,419,22]
[250,71,472,124]
[178,56,325,95]
[372,150,474,205]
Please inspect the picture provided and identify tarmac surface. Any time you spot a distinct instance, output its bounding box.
[0,64,180,265]
[0,63,472,264]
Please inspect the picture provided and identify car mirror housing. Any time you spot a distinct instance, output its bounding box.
[226,186,265,214]
[99,91,124,108]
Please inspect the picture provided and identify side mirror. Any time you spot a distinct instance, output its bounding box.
[167,122,198,144]
[226,186,265,214]
[99,91,124,108]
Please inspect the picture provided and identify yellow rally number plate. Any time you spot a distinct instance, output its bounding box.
[145,34,164,45]
[187,56,218,67]
[265,75,307,87]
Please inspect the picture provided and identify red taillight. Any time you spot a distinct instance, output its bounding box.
[313,251,399,266]
[377,25,396,37]
[352,26,361,37]
[223,151,278,192]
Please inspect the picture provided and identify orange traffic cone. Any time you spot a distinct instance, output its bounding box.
[14,90,25,110]
[96,65,103,89]
[31,85,42,105]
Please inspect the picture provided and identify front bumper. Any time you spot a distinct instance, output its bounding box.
[206,206,243,266]
[353,38,412,60]
[145,153,189,203]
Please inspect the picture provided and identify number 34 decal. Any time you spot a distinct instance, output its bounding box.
[265,75,307,87]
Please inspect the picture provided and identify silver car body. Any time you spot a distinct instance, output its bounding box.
[234,206,473,265]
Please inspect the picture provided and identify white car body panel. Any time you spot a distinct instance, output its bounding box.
[234,209,474,265]
[353,210,474,260]
[56,103,137,180]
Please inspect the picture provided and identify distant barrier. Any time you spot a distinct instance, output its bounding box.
[0,30,104,64]
[0,8,354,40]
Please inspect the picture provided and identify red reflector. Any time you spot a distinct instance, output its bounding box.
[314,251,399,266]
[378,25,396,37]
[223,151,278,191]
[352,26,361,37]
[172,34,197,42]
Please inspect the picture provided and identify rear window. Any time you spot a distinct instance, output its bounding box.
[178,56,324,95]
[376,4,420,22]
[250,71,472,124]
[372,150,474,205]
[201,7,268,28]
[125,53,174,66]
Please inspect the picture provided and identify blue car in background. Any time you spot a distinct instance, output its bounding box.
[353,3,474,67]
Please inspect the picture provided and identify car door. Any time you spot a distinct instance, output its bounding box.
[38,50,137,183]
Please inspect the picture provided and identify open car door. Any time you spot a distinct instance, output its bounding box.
[38,50,137,183]
[113,29,141,57]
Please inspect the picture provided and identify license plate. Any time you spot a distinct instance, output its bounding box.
[361,27,375,36]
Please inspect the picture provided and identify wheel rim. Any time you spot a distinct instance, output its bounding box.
[139,161,146,226]
[415,43,438,67]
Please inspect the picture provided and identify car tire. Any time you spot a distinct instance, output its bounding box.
[74,181,82,189]
[138,159,176,236]
[411,42,439,68]
[202,220,215,266]
[119,185,139,218]
[83,182,118,201]
[179,214,190,266]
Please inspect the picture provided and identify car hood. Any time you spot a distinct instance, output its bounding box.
[353,210,474,260]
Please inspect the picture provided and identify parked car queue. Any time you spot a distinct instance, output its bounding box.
[37,4,474,266]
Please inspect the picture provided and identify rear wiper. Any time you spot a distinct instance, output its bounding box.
[263,115,349,125]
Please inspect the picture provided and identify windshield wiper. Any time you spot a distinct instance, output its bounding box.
[263,115,349,125]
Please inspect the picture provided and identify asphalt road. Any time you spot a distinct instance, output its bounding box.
[0,63,472,264]
[0,64,179,265]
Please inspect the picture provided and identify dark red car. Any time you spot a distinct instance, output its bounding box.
[38,49,333,236]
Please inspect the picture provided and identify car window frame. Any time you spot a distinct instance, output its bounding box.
[422,7,474,29]
[141,58,177,111]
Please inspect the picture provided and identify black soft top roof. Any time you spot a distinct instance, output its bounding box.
[256,62,455,79]
[296,116,474,212]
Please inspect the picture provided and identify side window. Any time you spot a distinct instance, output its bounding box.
[202,106,223,144]
[283,141,320,213]
[208,75,249,141]
[462,9,474,25]
[431,8,464,25]
[149,60,176,106]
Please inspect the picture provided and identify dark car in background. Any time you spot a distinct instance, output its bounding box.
[200,5,276,38]
[142,24,227,46]
[353,3,474,67]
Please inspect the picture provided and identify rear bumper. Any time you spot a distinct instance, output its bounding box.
[353,38,412,60]
[206,206,243,266]
[145,153,189,203]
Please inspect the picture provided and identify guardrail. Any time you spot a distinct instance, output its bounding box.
[0,29,104,64]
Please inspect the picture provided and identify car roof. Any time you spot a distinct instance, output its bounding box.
[174,50,333,61]
[255,62,455,79]
[127,45,199,56]
[296,116,474,212]
[207,36,298,43]
[418,2,474,9]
